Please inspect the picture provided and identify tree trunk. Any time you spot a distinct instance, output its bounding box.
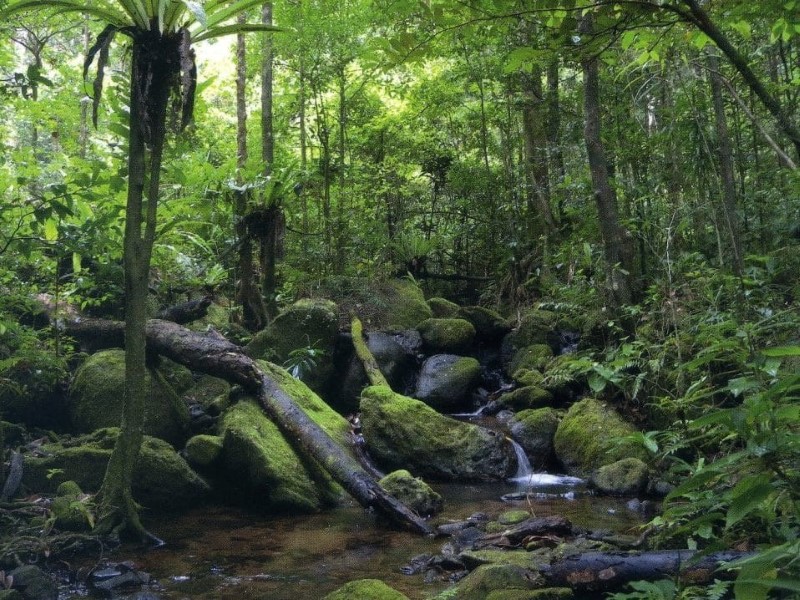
[62,317,433,536]
[97,34,172,542]
[350,317,389,387]
[543,550,748,592]
[581,15,636,307]
[707,52,744,275]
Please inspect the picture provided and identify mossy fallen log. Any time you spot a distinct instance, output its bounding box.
[61,317,433,535]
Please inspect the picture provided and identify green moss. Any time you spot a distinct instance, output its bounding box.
[509,344,554,374]
[378,469,443,517]
[458,549,541,571]
[428,297,460,318]
[511,310,558,348]
[591,457,649,495]
[245,299,339,393]
[182,374,231,411]
[497,386,553,411]
[458,306,511,339]
[512,368,544,388]
[323,579,409,600]
[441,564,542,600]
[553,398,647,475]
[360,386,512,481]
[415,355,481,411]
[510,408,559,466]
[185,434,224,468]
[69,349,188,445]
[488,589,573,600]
[55,480,82,497]
[382,279,433,330]
[417,318,476,353]
[22,428,210,509]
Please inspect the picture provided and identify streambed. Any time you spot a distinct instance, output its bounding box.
[66,480,647,599]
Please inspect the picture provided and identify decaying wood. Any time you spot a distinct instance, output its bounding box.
[475,515,573,549]
[61,316,434,535]
[542,550,750,592]
[156,296,212,324]
[350,316,389,387]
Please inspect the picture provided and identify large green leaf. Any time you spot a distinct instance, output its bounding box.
[0,0,130,26]
[726,475,774,528]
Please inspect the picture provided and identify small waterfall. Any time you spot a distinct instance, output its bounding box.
[508,439,533,481]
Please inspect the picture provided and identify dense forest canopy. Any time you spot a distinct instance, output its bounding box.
[0,0,799,597]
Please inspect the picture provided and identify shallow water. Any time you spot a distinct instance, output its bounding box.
[71,481,647,600]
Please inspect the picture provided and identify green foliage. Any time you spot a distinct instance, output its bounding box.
[283,341,326,380]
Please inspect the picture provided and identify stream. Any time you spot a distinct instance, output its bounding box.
[61,480,647,599]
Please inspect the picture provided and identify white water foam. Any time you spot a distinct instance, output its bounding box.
[507,439,584,487]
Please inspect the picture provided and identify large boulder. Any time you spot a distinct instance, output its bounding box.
[553,398,647,475]
[380,279,433,330]
[220,361,349,512]
[22,428,210,510]
[509,344,554,376]
[323,579,409,600]
[508,408,560,470]
[591,458,650,496]
[458,306,511,340]
[508,309,558,350]
[414,354,481,412]
[245,298,339,394]
[416,318,475,353]
[378,469,443,517]
[428,297,460,318]
[360,385,513,481]
[497,386,553,411]
[69,349,190,445]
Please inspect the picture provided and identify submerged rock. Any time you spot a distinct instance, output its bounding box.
[69,349,189,445]
[360,385,514,481]
[220,361,349,512]
[417,318,476,353]
[379,469,443,517]
[22,428,210,509]
[415,354,481,411]
[553,398,647,475]
[323,579,409,600]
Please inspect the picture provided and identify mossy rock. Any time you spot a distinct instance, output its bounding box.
[428,297,460,318]
[458,306,511,340]
[458,549,544,571]
[591,457,649,495]
[181,375,231,413]
[509,344,553,375]
[220,361,349,512]
[6,565,57,600]
[512,368,544,388]
[360,385,513,481]
[509,408,559,469]
[417,318,475,353]
[381,279,433,330]
[245,298,339,393]
[437,564,542,600]
[497,386,553,411]
[379,469,443,517]
[22,428,210,510]
[488,590,573,600]
[414,354,481,412]
[323,579,409,600]
[69,349,189,445]
[0,348,67,429]
[510,310,558,349]
[185,434,224,468]
[553,398,647,476]
[498,509,530,525]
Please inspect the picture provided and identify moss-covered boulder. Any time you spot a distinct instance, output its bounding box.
[245,298,339,393]
[360,385,513,481]
[379,469,443,517]
[69,349,189,445]
[50,480,91,531]
[553,398,647,475]
[323,579,409,600]
[220,361,349,512]
[428,297,460,318]
[381,279,433,330]
[22,428,210,509]
[181,374,231,414]
[509,344,554,375]
[497,386,553,411]
[184,434,224,468]
[509,309,558,350]
[436,564,542,600]
[416,318,475,353]
[509,408,559,469]
[591,457,649,495]
[458,306,511,340]
[6,565,58,600]
[512,368,545,388]
[414,354,481,411]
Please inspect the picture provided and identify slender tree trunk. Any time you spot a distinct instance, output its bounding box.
[546,58,566,220]
[79,21,90,159]
[235,15,267,331]
[97,35,172,542]
[581,16,635,307]
[335,65,348,273]
[707,52,743,275]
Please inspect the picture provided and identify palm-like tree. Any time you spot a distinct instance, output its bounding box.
[0,0,276,540]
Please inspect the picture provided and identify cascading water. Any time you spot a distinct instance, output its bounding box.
[507,439,585,488]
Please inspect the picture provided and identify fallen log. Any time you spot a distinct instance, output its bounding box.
[61,317,434,535]
[475,515,573,549]
[541,550,750,592]
[156,296,212,324]
[350,316,389,387]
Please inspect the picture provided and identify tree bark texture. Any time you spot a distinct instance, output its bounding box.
[62,317,434,536]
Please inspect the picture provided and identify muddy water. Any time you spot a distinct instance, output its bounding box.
[107,482,646,600]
